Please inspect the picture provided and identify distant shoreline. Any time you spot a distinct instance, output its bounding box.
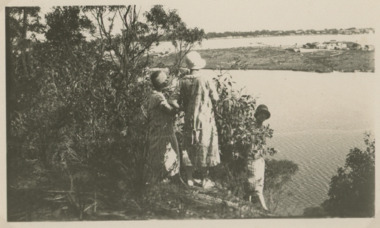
[151,46,374,73]
[203,32,374,41]
[204,28,374,40]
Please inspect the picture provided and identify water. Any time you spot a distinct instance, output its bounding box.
[203,69,376,216]
[152,34,375,53]
[156,33,376,216]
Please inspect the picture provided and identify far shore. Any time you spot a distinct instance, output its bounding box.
[151,46,374,73]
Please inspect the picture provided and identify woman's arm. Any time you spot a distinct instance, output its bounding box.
[157,93,179,114]
[208,77,219,102]
[168,99,179,109]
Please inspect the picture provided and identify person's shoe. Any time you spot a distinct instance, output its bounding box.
[193,179,202,186]
[202,179,215,189]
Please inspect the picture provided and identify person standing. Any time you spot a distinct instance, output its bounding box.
[146,70,180,184]
[179,51,220,188]
[246,104,271,211]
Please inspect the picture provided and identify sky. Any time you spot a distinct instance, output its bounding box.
[165,0,378,32]
[5,0,378,33]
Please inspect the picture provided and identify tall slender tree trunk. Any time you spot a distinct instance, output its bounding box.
[21,8,29,78]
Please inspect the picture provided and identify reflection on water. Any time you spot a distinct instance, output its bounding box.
[205,69,375,216]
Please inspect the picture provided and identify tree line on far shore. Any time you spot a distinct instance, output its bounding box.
[203,27,374,39]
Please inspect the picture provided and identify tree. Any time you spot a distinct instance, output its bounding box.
[45,6,95,46]
[209,68,285,195]
[81,5,206,187]
[213,70,277,163]
[165,13,205,75]
[6,7,46,186]
[322,132,375,217]
[207,69,298,215]
[8,5,208,220]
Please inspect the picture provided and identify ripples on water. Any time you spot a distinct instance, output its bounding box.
[268,130,366,216]
[203,69,375,216]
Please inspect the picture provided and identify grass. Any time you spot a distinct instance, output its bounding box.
[151,47,374,73]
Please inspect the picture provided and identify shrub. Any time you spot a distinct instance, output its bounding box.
[322,132,375,217]
[7,5,205,220]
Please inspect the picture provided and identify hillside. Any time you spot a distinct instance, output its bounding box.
[8,176,272,220]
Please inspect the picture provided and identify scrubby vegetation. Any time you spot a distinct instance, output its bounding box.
[7,5,297,221]
[303,133,375,218]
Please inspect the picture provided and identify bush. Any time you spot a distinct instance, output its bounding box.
[209,69,298,211]
[7,5,205,220]
[322,132,375,217]
[303,206,327,218]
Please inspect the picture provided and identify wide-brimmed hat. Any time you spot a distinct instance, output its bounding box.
[254,104,271,119]
[185,51,206,69]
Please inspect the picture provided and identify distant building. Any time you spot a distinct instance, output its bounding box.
[336,42,348,50]
[363,45,375,51]
[368,28,375,34]
[325,42,337,50]
[317,43,326,49]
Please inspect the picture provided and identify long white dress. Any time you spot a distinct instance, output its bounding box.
[179,71,220,168]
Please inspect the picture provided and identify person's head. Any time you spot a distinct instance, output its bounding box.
[185,51,206,70]
[150,70,168,91]
[254,104,271,125]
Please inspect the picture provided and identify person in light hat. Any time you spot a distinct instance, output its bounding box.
[184,51,206,70]
[179,51,220,188]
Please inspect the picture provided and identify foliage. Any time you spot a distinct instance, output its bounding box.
[7,5,206,220]
[205,28,374,39]
[45,7,95,45]
[145,5,206,76]
[206,67,299,214]
[322,132,375,217]
[7,5,299,220]
[168,25,205,75]
[303,206,327,218]
[6,7,47,186]
[213,70,277,162]
[209,68,286,199]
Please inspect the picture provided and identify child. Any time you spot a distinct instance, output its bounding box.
[246,104,271,211]
[146,70,180,183]
[162,67,190,109]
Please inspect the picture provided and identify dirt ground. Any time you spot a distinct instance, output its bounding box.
[8,181,272,221]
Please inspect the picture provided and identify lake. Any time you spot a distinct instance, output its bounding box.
[159,33,376,216]
[203,69,376,216]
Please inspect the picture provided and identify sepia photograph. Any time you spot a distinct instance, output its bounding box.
[1,0,379,226]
